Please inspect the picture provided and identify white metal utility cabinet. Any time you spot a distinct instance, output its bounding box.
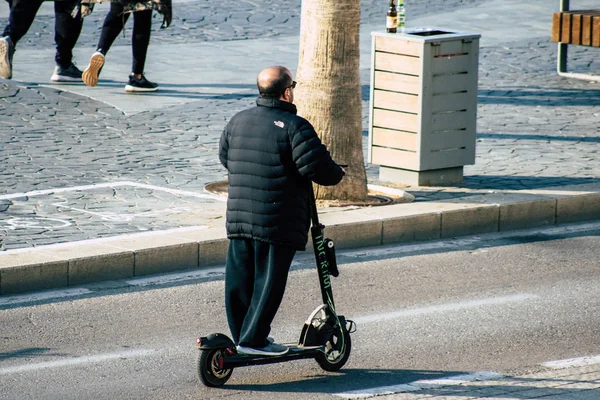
[368,28,481,186]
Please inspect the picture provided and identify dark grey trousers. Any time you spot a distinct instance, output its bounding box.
[225,238,296,347]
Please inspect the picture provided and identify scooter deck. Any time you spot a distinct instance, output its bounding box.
[222,344,325,368]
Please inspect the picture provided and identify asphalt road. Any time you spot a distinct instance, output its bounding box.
[1,222,599,399]
[2,0,600,251]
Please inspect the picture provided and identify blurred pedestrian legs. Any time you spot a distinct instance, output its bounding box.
[81,0,172,93]
[0,0,84,82]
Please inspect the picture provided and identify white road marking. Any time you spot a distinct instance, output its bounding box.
[335,371,504,399]
[352,294,538,324]
[542,354,600,369]
[125,266,225,287]
[0,181,226,201]
[0,288,92,307]
[0,349,158,375]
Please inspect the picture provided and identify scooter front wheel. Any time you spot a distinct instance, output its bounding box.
[197,348,233,387]
[315,327,351,372]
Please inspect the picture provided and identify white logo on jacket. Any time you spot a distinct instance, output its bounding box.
[274,120,285,128]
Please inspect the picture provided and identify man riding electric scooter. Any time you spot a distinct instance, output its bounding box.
[218,65,345,357]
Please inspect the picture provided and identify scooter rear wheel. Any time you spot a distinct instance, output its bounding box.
[197,348,233,387]
[315,326,351,372]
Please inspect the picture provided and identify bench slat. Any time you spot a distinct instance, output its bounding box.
[573,14,582,45]
[594,16,600,47]
[562,13,572,43]
[582,15,593,46]
[552,11,600,47]
[552,12,562,42]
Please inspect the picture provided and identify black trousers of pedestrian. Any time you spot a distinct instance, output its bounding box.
[225,239,296,348]
[96,3,152,75]
[2,0,82,68]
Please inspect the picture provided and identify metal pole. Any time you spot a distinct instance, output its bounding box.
[557,0,570,73]
[558,44,568,73]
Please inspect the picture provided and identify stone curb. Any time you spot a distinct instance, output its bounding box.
[1,183,600,295]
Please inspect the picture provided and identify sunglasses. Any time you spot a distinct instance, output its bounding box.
[287,81,297,89]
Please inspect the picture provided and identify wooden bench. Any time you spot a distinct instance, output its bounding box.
[551,0,600,81]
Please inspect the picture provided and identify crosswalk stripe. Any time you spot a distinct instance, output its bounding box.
[542,354,600,369]
[334,371,504,399]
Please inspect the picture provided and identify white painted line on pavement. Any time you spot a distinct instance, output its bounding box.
[120,181,227,202]
[0,181,226,201]
[542,354,600,369]
[352,293,538,324]
[334,371,504,399]
[125,266,225,287]
[0,348,158,375]
[0,288,92,307]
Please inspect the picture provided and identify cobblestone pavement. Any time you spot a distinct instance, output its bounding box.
[2,0,480,47]
[0,0,599,251]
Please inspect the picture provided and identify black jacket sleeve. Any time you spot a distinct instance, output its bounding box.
[219,125,229,169]
[291,120,344,186]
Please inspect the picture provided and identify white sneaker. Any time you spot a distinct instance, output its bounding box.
[0,36,14,79]
[236,342,289,356]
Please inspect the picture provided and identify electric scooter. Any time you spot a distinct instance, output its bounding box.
[195,184,356,387]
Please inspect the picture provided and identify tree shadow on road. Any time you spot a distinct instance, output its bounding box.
[477,87,600,107]
[219,367,595,398]
[477,132,600,143]
[145,88,256,100]
[358,85,600,107]
[222,367,468,394]
[459,175,600,191]
[402,175,600,203]
[0,347,64,361]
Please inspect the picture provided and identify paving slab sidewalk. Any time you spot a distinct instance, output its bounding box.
[1,0,600,295]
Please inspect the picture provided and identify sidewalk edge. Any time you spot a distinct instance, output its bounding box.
[2,191,600,295]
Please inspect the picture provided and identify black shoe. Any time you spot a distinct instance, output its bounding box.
[0,36,15,79]
[125,74,158,93]
[51,63,83,83]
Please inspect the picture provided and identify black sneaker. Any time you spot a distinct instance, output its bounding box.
[0,36,14,80]
[51,63,83,83]
[125,74,158,93]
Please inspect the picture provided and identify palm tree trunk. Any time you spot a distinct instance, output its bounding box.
[296,0,368,201]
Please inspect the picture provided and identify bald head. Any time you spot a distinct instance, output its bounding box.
[257,66,293,99]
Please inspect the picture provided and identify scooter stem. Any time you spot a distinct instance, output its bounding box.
[309,184,337,311]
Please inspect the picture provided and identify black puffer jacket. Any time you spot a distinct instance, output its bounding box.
[219,97,344,250]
